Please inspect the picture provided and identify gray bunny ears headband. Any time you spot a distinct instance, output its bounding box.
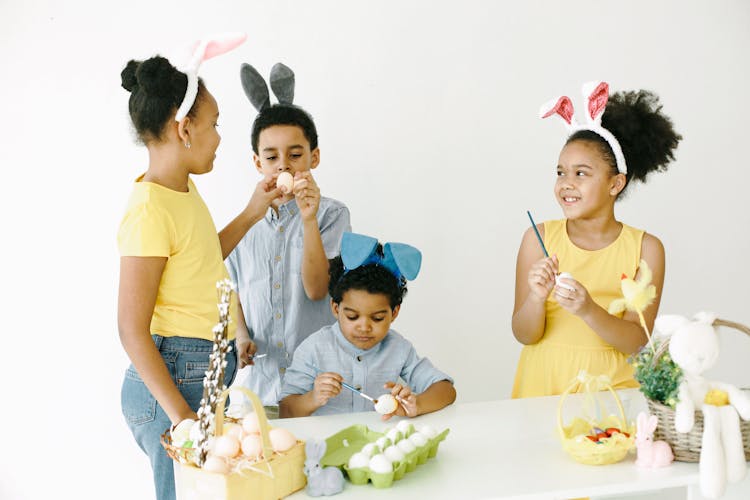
[241,62,296,111]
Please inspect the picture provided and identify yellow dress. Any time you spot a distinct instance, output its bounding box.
[512,219,643,398]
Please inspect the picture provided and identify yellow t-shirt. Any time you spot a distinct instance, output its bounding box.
[512,219,643,398]
[118,176,236,340]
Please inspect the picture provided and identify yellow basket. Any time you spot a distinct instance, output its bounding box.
[557,375,635,465]
[162,387,306,500]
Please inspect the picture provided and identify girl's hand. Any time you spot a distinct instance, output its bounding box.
[381,382,418,420]
[554,277,594,317]
[292,171,321,222]
[236,338,257,368]
[311,372,343,408]
[247,176,283,220]
[527,255,559,301]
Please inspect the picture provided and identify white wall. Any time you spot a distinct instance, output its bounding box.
[2,1,749,499]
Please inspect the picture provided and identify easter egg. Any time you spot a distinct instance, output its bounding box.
[213,435,241,458]
[385,428,402,443]
[172,418,195,447]
[369,454,393,474]
[223,422,243,440]
[555,272,575,291]
[384,445,406,463]
[269,427,297,452]
[375,437,391,450]
[242,413,261,434]
[276,172,294,193]
[348,452,370,469]
[202,456,230,475]
[361,443,379,457]
[419,425,438,439]
[396,420,413,436]
[375,394,398,415]
[408,432,428,447]
[396,439,416,454]
[241,434,263,459]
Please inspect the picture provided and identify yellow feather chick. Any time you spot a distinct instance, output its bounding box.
[608,259,657,315]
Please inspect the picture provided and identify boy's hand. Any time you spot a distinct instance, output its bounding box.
[292,171,321,221]
[311,372,343,408]
[381,382,418,420]
[527,254,559,302]
[236,338,257,368]
[246,176,283,220]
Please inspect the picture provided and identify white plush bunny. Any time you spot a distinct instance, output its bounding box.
[655,312,750,498]
[303,439,344,497]
[635,411,674,467]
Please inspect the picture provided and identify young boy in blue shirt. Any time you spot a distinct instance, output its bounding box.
[226,65,351,413]
[279,232,456,418]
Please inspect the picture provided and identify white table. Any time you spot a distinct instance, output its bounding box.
[275,390,748,499]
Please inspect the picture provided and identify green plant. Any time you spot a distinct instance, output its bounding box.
[630,342,682,408]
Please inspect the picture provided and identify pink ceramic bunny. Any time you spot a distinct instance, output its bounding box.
[635,411,674,467]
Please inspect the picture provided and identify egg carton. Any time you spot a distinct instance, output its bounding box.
[320,424,449,489]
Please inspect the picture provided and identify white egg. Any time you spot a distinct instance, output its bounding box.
[361,443,379,457]
[555,272,576,291]
[408,432,428,447]
[242,413,261,434]
[375,437,391,450]
[383,445,406,463]
[396,439,416,454]
[348,452,370,469]
[276,172,294,193]
[374,394,398,415]
[368,454,393,474]
[419,425,438,439]
[396,420,413,436]
[241,434,263,458]
[385,429,402,443]
[269,427,297,452]
[202,456,230,475]
[213,435,241,458]
[172,418,195,447]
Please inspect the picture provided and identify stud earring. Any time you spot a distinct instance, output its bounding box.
[185,141,191,149]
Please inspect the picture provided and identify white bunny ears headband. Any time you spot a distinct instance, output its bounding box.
[539,81,627,175]
[174,32,247,121]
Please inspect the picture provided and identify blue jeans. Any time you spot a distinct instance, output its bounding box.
[121,335,237,500]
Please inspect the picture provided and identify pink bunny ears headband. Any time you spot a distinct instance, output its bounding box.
[539,81,627,175]
[174,32,247,121]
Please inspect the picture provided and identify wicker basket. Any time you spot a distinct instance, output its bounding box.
[646,318,750,463]
[161,387,306,500]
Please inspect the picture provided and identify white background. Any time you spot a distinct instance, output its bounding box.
[1,1,749,499]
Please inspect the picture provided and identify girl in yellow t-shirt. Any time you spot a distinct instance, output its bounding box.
[511,83,681,398]
[117,45,282,500]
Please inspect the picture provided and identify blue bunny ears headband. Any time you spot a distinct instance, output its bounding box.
[341,232,422,282]
[240,62,296,111]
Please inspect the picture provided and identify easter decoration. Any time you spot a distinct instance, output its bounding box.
[304,440,345,496]
[161,280,306,500]
[648,312,750,499]
[557,370,635,465]
[319,422,449,489]
[634,412,674,467]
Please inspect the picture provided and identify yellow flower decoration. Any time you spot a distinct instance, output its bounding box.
[608,259,657,351]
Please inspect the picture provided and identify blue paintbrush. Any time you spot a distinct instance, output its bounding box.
[526,210,549,258]
[305,362,377,403]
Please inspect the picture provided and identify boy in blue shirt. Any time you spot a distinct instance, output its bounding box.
[279,232,456,418]
[226,64,351,413]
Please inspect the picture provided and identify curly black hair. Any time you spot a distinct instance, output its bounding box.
[567,90,682,195]
[328,251,408,311]
[121,56,207,144]
[251,104,318,154]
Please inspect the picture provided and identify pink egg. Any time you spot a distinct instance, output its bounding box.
[241,434,263,459]
[223,423,243,440]
[213,435,240,458]
[242,413,261,434]
[202,456,230,475]
[269,427,297,452]
[276,172,294,193]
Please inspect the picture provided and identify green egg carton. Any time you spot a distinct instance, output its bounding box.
[320,424,450,488]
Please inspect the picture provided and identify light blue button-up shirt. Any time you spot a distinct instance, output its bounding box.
[280,322,453,416]
[225,196,350,405]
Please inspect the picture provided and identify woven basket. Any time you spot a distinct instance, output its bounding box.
[161,387,306,500]
[646,318,750,463]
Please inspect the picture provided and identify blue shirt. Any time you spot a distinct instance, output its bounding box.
[225,196,351,405]
[280,322,453,416]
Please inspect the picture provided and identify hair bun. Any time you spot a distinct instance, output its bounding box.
[136,56,180,98]
[120,60,140,92]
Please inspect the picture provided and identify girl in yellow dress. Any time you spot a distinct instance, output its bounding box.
[511,82,681,398]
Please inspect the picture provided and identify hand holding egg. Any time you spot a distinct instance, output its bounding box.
[291,171,321,221]
[380,382,418,420]
[275,171,294,194]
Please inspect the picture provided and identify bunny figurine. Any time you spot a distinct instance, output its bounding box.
[303,439,344,497]
[635,411,674,467]
[655,312,750,499]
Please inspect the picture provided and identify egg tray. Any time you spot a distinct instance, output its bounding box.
[320,424,449,489]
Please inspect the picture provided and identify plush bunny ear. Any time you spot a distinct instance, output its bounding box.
[636,411,648,431]
[270,62,295,106]
[199,32,247,61]
[241,63,271,111]
[540,96,576,129]
[581,81,609,124]
[646,414,659,434]
[692,311,717,325]
[653,314,690,341]
[305,439,326,460]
